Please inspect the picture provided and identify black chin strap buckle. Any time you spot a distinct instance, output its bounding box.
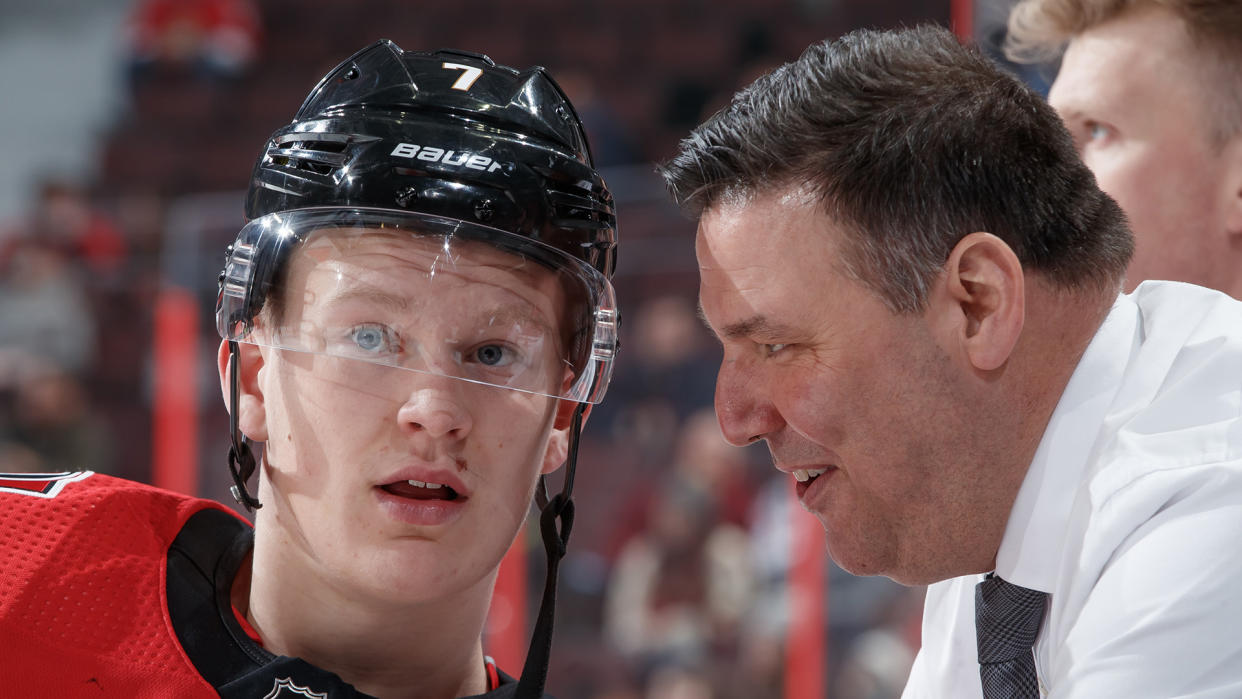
[227,441,262,512]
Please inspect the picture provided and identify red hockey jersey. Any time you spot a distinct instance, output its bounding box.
[0,471,234,697]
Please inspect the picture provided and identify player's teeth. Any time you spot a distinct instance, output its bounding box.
[407,479,426,487]
[424,482,443,490]
[808,468,828,478]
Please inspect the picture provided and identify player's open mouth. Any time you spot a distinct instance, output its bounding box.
[380,480,462,501]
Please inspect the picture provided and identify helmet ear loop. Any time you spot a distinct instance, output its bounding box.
[227,340,263,512]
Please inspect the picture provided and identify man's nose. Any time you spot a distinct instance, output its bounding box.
[714,358,782,447]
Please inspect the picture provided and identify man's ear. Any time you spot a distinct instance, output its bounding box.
[216,340,269,442]
[930,232,1025,373]
[540,400,592,475]
[1224,135,1242,238]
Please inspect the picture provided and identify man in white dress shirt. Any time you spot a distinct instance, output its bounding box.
[660,24,1242,698]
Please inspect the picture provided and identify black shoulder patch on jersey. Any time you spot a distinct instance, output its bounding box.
[167,507,271,684]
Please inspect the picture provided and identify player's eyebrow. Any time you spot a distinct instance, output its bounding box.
[323,286,409,313]
[473,303,556,338]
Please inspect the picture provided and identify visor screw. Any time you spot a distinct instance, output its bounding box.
[473,198,495,222]
[395,186,418,208]
[555,105,572,122]
[344,66,360,80]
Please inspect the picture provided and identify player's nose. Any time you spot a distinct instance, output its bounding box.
[397,378,473,441]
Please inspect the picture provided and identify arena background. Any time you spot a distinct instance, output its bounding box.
[0,2,1051,696]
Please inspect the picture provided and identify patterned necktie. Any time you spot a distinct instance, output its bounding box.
[975,573,1048,699]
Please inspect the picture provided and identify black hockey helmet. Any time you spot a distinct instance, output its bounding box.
[244,40,615,275]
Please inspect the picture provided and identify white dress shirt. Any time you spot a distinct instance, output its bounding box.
[903,281,1242,698]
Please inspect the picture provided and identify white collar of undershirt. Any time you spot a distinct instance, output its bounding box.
[994,291,1137,592]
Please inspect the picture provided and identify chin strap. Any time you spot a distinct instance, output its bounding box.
[514,402,586,699]
[227,340,263,512]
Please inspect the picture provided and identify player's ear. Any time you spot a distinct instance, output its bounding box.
[540,399,592,475]
[217,340,269,441]
[928,231,1025,373]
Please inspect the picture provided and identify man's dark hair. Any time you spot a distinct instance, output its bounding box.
[660,24,1133,312]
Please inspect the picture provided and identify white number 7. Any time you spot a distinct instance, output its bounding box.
[442,62,483,91]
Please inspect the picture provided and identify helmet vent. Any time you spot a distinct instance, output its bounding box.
[548,189,614,229]
[266,133,354,176]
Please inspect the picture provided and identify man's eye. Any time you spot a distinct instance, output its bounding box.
[1085,121,1113,142]
[763,343,788,355]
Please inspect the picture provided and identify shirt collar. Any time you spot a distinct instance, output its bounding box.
[994,292,1137,592]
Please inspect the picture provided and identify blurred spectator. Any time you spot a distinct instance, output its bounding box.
[25,179,127,279]
[604,482,753,682]
[597,294,718,458]
[744,474,919,698]
[0,235,96,374]
[644,664,713,699]
[125,0,262,85]
[0,181,110,476]
[557,68,642,168]
[603,410,755,695]
[1,363,113,475]
[0,441,43,474]
[834,624,919,699]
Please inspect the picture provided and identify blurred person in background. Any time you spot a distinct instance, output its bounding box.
[596,294,718,459]
[125,0,262,85]
[2,363,113,475]
[663,24,1242,698]
[604,411,755,693]
[0,40,619,699]
[0,233,96,374]
[1008,0,1242,297]
[9,178,129,280]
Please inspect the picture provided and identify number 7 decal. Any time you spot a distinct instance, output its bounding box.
[442,62,483,91]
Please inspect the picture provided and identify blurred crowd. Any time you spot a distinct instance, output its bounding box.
[0,0,945,696]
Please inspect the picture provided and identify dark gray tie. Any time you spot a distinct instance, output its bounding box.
[975,574,1048,699]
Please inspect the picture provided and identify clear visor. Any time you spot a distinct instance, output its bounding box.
[217,208,618,403]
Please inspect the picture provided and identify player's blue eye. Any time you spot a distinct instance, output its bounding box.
[475,344,508,366]
[349,324,396,353]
